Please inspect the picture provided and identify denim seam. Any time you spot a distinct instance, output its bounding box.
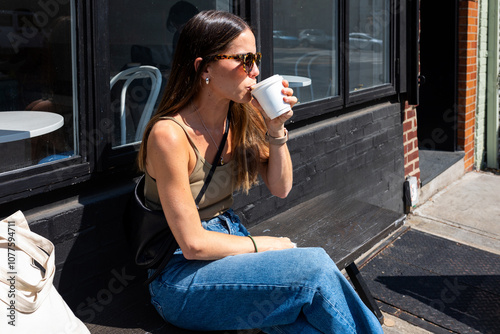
[314,288,357,333]
[159,280,324,293]
[188,283,301,290]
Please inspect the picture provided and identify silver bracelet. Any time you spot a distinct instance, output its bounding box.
[266,128,289,145]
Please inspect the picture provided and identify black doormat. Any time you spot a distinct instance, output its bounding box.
[360,229,500,334]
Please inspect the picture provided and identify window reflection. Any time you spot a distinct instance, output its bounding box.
[348,0,390,92]
[273,0,339,104]
[108,0,226,148]
[273,0,392,103]
[0,2,77,173]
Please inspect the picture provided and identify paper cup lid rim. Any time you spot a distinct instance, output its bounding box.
[252,74,283,90]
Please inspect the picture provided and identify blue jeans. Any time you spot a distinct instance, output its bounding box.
[149,209,383,334]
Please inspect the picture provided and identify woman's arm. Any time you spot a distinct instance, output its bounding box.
[146,120,295,260]
[254,80,297,198]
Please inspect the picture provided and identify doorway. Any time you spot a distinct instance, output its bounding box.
[417,0,463,184]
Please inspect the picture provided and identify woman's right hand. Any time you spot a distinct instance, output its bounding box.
[252,236,297,252]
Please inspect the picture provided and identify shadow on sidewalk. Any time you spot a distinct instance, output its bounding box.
[361,229,500,334]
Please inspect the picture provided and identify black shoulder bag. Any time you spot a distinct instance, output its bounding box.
[123,113,230,285]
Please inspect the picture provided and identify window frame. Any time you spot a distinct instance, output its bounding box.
[344,0,397,106]
[263,0,399,125]
[0,0,94,204]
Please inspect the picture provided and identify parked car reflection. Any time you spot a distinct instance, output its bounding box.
[273,30,299,48]
[298,29,333,48]
[349,32,382,52]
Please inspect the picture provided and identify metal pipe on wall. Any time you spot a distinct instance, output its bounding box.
[486,0,499,168]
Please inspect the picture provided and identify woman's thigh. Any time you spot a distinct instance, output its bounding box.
[149,247,337,331]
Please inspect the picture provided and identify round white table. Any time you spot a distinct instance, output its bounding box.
[282,75,312,88]
[0,111,64,144]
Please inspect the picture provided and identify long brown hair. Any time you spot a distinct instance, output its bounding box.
[137,10,269,192]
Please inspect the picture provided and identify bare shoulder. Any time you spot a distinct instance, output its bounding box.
[146,117,191,177]
[149,117,187,148]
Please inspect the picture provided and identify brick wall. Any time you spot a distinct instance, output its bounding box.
[458,0,479,171]
[235,102,405,227]
[402,102,420,181]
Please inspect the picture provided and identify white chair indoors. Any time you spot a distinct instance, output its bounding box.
[110,65,162,146]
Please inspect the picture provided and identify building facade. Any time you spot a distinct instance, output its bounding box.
[0,0,496,320]
[405,0,499,199]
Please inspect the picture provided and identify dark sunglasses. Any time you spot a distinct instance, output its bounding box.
[211,52,262,74]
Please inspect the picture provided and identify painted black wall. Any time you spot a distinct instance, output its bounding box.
[234,101,405,227]
[2,101,404,320]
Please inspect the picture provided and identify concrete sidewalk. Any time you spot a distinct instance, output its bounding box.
[411,171,500,255]
[380,170,500,333]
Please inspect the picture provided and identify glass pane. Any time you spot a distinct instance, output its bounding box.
[0,1,78,173]
[349,0,391,92]
[273,0,338,104]
[109,0,230,148]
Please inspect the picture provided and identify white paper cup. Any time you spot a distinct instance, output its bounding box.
[251,74,291,119]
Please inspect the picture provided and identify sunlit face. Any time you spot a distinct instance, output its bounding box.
[206,29,260,104]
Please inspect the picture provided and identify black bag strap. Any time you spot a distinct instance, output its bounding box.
[194,111,230,206]
[144,112,230,285]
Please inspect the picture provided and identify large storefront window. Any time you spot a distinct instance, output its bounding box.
[272,0,392,106]
[108,0,232,148]
[273,0,339,104]
[0,1,77,173]
[348,0,391,92]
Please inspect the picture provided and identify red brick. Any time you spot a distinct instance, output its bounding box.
[468,25,478,33]
[408,150,419,162]
[403,121,412,132]
[465,150,475,160]
[465,96,476,105]
[407,130,418,140]
[404,143,413,154]
[465,142,474,153]
[466,103,476,112]
[465,118,475,129]
[405,163,414,175]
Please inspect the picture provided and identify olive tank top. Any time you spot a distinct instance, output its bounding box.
[143,117,235,220]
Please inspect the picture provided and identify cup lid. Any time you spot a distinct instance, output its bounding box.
[251,74,282,91]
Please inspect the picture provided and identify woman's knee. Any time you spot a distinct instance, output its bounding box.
[297,247,334,267]
[286,247,338,281]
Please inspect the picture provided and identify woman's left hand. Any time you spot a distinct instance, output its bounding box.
[252,79,298,136]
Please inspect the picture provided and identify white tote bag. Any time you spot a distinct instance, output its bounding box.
[0,211,90,334]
